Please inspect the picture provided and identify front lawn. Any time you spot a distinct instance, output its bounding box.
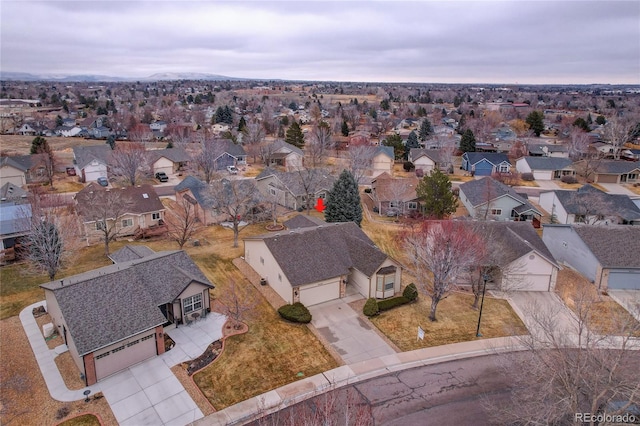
[369,292,528,351]
[555,269,640,336]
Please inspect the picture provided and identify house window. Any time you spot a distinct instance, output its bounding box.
[122,218,133,227]
[183,293,203,314]
[376,274,394,292]
[499,164,509,173]
[318,192,326,199]
[407,201,418,210]
[269,187,276,196]
[389,201,399,208]
[152,212,161,220]
[628,173,638,180]
[575,215,586,223]
[95,220,106,231]
[490,209,502,216]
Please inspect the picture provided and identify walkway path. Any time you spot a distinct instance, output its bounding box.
[20,301,227,426]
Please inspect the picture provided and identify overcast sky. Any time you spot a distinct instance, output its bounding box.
[2,1,639,84]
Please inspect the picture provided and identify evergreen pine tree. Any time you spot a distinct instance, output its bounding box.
[30,136,51,155]
[238,116,247,132]
[285,121,305,148]
[324,170,362,226]
[416,169,458,219]
[526,110,545,137]
[405,131,420,159]
[341,120,349,136]
[460,129,476,153]
[419,119,433,141]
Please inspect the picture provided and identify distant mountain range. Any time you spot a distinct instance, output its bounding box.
[0,71,246,82]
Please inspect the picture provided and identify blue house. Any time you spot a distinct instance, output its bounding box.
[461,152,511,176]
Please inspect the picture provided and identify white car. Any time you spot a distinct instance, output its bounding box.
[226,165,239,174]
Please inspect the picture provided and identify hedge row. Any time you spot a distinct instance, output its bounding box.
[363,284,418,316]
[278,302,312,323]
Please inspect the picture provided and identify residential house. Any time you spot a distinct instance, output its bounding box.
[622,149,640,161]
[515,157,576,180]
[461,152,512,176]
[148,146,191,176]
[528,143,569,158]
[408,148,452,174]
[75,183,166,243]
[17,122,49,136]
[72,145,112,183]
[468,221,559,291]
[268,140,304,171]
[369,173,420,216]
[0,202,31,254]
[255,168,335,211]
[56,126,83,138]
[0,154,50,187]
[538,185,640,225]
[0,182,29,204]
[211,139,247,171]
[41,247,215,385]
[458,177,542,225]
[244,220,402,305]
[88,126,112,139]
[174,176,224,225]
[149,120,168,133]
[542,224,640,290]
[371,146,394,177]
[590,160,640,184]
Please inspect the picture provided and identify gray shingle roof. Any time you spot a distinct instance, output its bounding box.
[174,175,214,208]
[72,145,112,169]
[551,185,640,221]
[250,222,389,287]
[0,155,30,172]
[0,203,31,235]
[473,221,557,267]
[409,148,447,164]
[256,168,336,196]
[528,144,568,155]
[40,250,213,355]
[283,214,327,229]
[272,139,304,156]
[147,146,191,163]
[375,145,394,160]
[595,160,640,175]
[463,152,510,166]
[75,183,165,220]
[459,177,541,215]
[108,245,156,263]
[572,225,640,268]
[521,156,573,171]
[0,182,29,202]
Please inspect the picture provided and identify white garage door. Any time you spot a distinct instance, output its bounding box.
[299,281,340,306]
[84,169,105,182]
[94,333,157,381]
[608,271,640,290]
[155,165,173,176]
[509,274,551,291]
[533,170,552,181]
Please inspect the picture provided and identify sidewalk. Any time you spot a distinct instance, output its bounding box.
[192,336,525,426]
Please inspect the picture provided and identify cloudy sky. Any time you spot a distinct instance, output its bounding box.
[2,1,639,84]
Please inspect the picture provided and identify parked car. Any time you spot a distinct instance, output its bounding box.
[227,165,239,174]
[155,172,169,182]
[96,177,109,187]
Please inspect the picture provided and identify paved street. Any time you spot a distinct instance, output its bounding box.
[250,353,529,426]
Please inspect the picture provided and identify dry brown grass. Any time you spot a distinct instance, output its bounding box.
[0,316,118,426]
[369,292,528,351]
[58,413,102,426]
[589,183,609,192]
[555,269,640,336]
[556,181,583,190]
[624,183,640,195]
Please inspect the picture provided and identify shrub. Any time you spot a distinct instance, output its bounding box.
[415,168,424,178]
[403,161,415,172]
[561,175,578,184]
[278,302,312,323]
[378,296,410,312]
[363,298,379,317]
[521,172,535,181]
[402,283,418,301]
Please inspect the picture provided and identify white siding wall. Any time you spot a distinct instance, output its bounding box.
[45,290,85,373]
[414,157,436,173]
[0,165,26,186]
[503,252,557,291]
[245,240,294,304]
[349,268,372,298]
[153,157,174,175]
[515,159,532,174]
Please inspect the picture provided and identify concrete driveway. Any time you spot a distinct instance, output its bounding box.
[597,182,637,196]
[308,299,396,364]
[609,290,640,322]
[507,292,578,344]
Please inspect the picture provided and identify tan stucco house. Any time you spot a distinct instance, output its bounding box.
[244,219,402,306]
[41,246,214,385]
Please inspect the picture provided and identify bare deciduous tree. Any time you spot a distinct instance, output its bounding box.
[402,220,484,321]
[217,279,259,330]
[243,120,266,163]
[192,139,224,183]
[206,179,262,247]
[306,121,333,168]
[75,186,134,256]
[604,115,636,160]
[488,288,640,425]
[347,145,376,185]
[164,197,201,249]
[110,142,148,186]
